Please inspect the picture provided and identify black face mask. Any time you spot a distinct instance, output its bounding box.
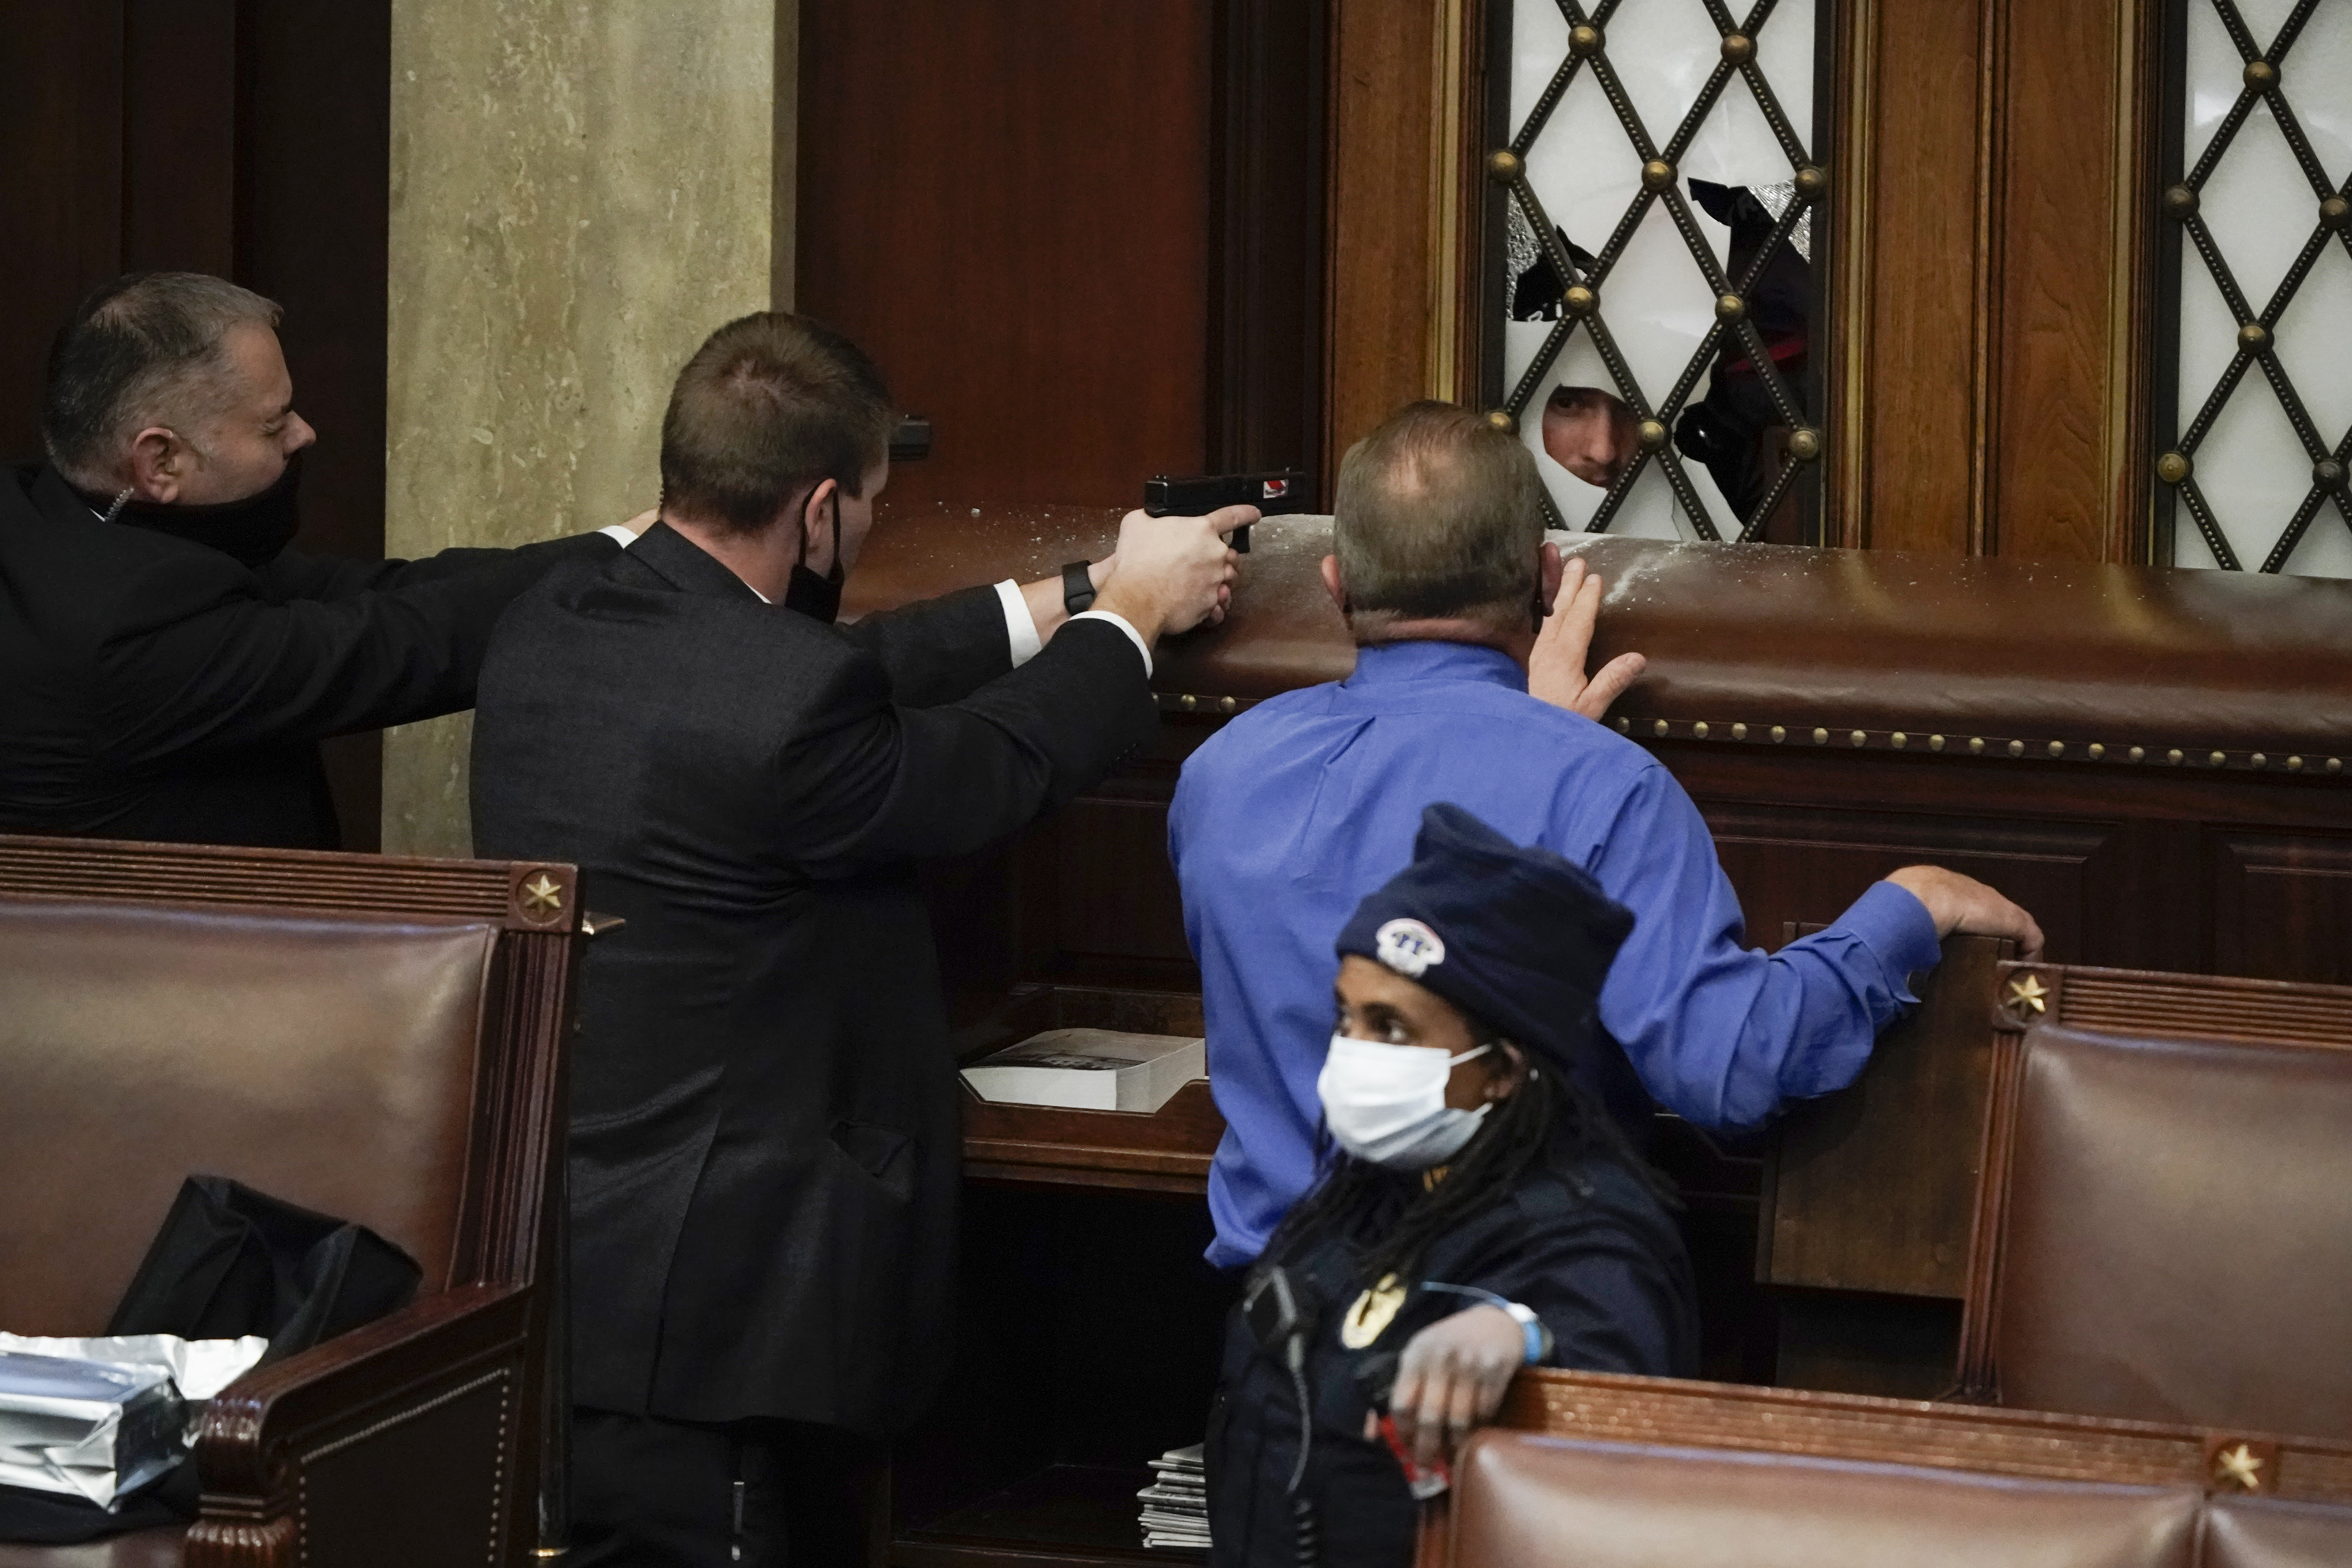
[95,452,304,569]
[780,490,846,623]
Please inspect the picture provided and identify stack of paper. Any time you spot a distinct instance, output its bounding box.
[960,1029,1205,1114]
[1138,1441,1209,1552]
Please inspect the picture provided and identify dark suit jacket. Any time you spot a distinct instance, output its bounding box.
[468,522,1157,1436]
[0,461,619,848]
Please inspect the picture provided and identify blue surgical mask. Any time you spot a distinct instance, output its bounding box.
[1316,1034,1492,1169]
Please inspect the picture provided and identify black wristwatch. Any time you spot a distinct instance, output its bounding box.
[1061,560,1096,616]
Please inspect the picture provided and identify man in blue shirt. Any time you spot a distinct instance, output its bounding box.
[1169,401,2043,1270]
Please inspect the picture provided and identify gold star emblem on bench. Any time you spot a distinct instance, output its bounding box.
[520,873,564,915]
[2212,1443,2264,1492]
[2004,972,2049,1020]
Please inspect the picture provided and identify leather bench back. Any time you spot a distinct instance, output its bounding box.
[0,898,499,1336]
[1993,1024,2352,1437]
[1446,1431,2201,1568]
[2204,1497,2352,1568]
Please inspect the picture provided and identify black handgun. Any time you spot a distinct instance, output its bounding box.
[1143,470,1311,554]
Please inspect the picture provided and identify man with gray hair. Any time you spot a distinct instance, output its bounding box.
[1169,399,2043,1272]
[0,270,639,848]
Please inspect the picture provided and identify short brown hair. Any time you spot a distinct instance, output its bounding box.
[44,271,283,485]
[1333,401,1546,631]
[659,312,895,535]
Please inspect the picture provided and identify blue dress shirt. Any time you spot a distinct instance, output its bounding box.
[1168,639,1942,1270]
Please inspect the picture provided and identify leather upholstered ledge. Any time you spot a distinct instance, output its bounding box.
[848,502,2352,767]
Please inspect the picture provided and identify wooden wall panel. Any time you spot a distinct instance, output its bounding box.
[2207,831,2352,985]
[796,0,1215,510]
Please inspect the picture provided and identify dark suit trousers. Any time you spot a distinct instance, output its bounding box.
[571,1406,884,1567]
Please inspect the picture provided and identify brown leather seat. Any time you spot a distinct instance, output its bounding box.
[0,835,581,1568]
[1445,1430,2202,1568]
[1962,964,2352,1438]
[2204,1496,2352,1568]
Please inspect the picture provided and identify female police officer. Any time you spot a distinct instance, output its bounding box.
[1206,803,1699,1566]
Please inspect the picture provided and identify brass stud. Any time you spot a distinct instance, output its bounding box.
[1969,737,1986,754]
[1787,427,1823,463]
[1693,721,1710,739]
[1483,408,1517,433]
[2250,751,2266,768]
[1891,731,1908,749]
[2048,740,2066,758]
[520,872,565,914]
[1563,283,1598,317]
[2329,758,2343,774]
[1770,725,1787,743]
[2287,755,2303,772]
[1615,716,1630,733]
[2212,1442,2265,1493]
[1850,730,1867,747]
[1731,722,1748,740]
[1715,293,1747,323]
[2156,450,2192,484]
[1720,32,1755,64]
[2129,746,2145,762]
[1637,418,1668,449]
[2008,740,2026,757]
[1641,158,1676,192]
[1930,734,1947,751]
[2004,971,2051,1020]
[2088,743,2105,760]
[2323,194,2351,231]
[2168,748,2185,765]
[1180,693,1199,711]
[2210,750,2228,767]
[2243,58,2277,90]
[1569,22,1604,57]
[1219,695,1239,715]
[1812,727,1829,744]
[2239,321,2271,354]
[1793,164,1827,199]
[2163,183,2200,220]
[1654,718,1671,737]
[2316,458,2347,492]
[1486,148,1524,182]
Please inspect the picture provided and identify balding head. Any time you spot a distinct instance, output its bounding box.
[1332,401,1547,640]
[44,272,287,491]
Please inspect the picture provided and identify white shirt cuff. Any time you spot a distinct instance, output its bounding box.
[1069,609,1152,677]
[599,524,639,546]
[996,579,1043,668]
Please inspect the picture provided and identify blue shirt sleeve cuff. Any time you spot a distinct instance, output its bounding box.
[1834,880,1945,988]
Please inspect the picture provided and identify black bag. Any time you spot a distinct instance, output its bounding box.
[0,1177,422,1544]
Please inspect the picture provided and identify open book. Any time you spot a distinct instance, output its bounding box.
[960,1028,1206,1114]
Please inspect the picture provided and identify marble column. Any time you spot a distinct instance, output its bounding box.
[383,0,793,855]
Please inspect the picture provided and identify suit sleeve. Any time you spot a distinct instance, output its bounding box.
[89,535,620,767]
[775,617,1154,875]
[252,535,615,602]
[836,584,1013,707]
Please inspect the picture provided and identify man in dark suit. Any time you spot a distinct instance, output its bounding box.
[0,271,637,849]
[469,310,1243,1566]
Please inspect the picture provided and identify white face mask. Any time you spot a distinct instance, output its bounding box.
[1317,1034,1493,1170]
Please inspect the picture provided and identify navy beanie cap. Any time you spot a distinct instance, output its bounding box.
[1334,803,1635,1073]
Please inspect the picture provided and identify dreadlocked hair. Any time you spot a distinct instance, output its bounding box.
[1263,1040,1674,1295]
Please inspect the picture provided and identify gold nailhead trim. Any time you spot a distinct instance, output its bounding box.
[1731,722,1747,740]
[2130,746,2146,762]
[1180,693,1198,711]
[2250,751,2265,768]
[2008,740,2026,757]
[2288,755,2303,771]
[1692,721,1709,739]
[2047,740,2065,758]
[1969,737,1986,754]
[2088,743,2104,760]
[1220,695,1238,714]
[1771,725,1786,742]
[2210,750,2227,767]
[1891,731,1908,748]
[1616,716,1630,733]
[1929,734,1945,751]
[1655,719,1671,737]
[2331,759,2343,773]
[1812,727,1829,744]
[1848,729,1866,746]
[2168,749,2185,765]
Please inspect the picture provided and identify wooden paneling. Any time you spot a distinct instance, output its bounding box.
[2207,830,2352,985]
[1324,0,1441,477]
[796,0,1216,510]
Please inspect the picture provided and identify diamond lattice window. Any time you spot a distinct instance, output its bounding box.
[1495,0,1824,543]
[2157,0,2352,576]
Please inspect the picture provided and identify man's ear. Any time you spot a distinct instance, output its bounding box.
[126,427,183,504]
[1537,539,1564,615]
[799,477,840,567]
[1321,554,1347,615]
